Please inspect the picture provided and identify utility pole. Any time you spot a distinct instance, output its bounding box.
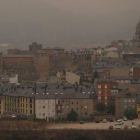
[34,82,36,121]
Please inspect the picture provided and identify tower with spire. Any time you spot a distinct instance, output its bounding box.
[134,18,140,53]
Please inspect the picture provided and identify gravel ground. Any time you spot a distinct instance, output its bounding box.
[49,119,140,130]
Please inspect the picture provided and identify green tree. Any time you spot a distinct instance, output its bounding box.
[91,70,99,84]
[96,102,105,112]
[67,110,78,121]
[124,108,137,118]
[79,77,83,85]
[107,102,115,114]
[89,114,95,121]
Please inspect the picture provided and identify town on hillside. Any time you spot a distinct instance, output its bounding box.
[0,19,140,128]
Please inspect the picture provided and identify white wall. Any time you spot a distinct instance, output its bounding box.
[9,74,18,85]
[35,99,56,121]
[66,72,80,84]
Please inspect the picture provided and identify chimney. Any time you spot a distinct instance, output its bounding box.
[81,87,82,92]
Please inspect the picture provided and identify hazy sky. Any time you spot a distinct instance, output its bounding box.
[43,0,140,14]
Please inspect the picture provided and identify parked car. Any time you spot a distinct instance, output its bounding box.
[109,119,113,122]
[95,120,100,123]
[103,119,107,123]
[116,117,120,121]
[79,121,84,124]
[129,116,133,120]
[115,119,123,125]
[1,114,6,118]
[11,114,16,118]
[6,114,11,118]
[131,125,136,129]
[116,125,121,129]
[109,126,113,129]
[124,125,128,129]
[122,116,127,121]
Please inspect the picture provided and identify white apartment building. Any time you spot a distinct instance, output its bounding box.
[35,99,56,122]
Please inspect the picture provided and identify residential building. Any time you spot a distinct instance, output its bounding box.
[106,76,130,84]
[35,98,55,121]
[66,71,92,85]
[115,90,138,117]
[94,79,118,107]
[56,70,66,82]
[36,76,62,83]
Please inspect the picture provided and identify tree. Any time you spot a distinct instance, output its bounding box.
[107,102,115,114]
[91,70,99,84]
[124,108,137,118]
[89,114,95,121]
[79,77,83,85]
[67,110,78,121]
[96,102,105,112]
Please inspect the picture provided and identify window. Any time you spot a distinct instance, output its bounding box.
[30,99,32,103]
[62,106,64,108]
[124,106,127,108]
[0,100,1,104]
[105,85,107,88]
[81,106,83,108]
[71,102,73,105]
[58,100,60,104]
[105,96,107,99]
[21,103,22,107]
[77,102,78,104]
[21,108,22,113]
[77,108,78,110]
[85,106,87,108]
[128,100,131,102]
[105,91,107,94]
[26,104,28,108]
[30,110,32,114]
[23,103,24,107]
[124,100,127,102]
[98,91,101,94]
[98,97,101,99]
[98,85,101,88]
[132,100,135,102]
[85,113,87,115]
[43,106,45,109]
[43,113,45,116]
[30,104,32,108]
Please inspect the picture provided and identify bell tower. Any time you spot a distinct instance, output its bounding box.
[134,18,140,53]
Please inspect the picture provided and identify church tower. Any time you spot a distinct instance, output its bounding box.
[134,18,140,53]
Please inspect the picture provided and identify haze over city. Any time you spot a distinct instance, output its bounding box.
[0,0,140,48]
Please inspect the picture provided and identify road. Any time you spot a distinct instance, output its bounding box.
[49,119,140,130]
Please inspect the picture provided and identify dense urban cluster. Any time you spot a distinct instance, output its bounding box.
[0,19,139,122]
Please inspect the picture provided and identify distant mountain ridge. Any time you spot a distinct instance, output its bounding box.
[0,0,139,47]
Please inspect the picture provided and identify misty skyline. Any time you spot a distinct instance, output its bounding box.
[0,0,140,47]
